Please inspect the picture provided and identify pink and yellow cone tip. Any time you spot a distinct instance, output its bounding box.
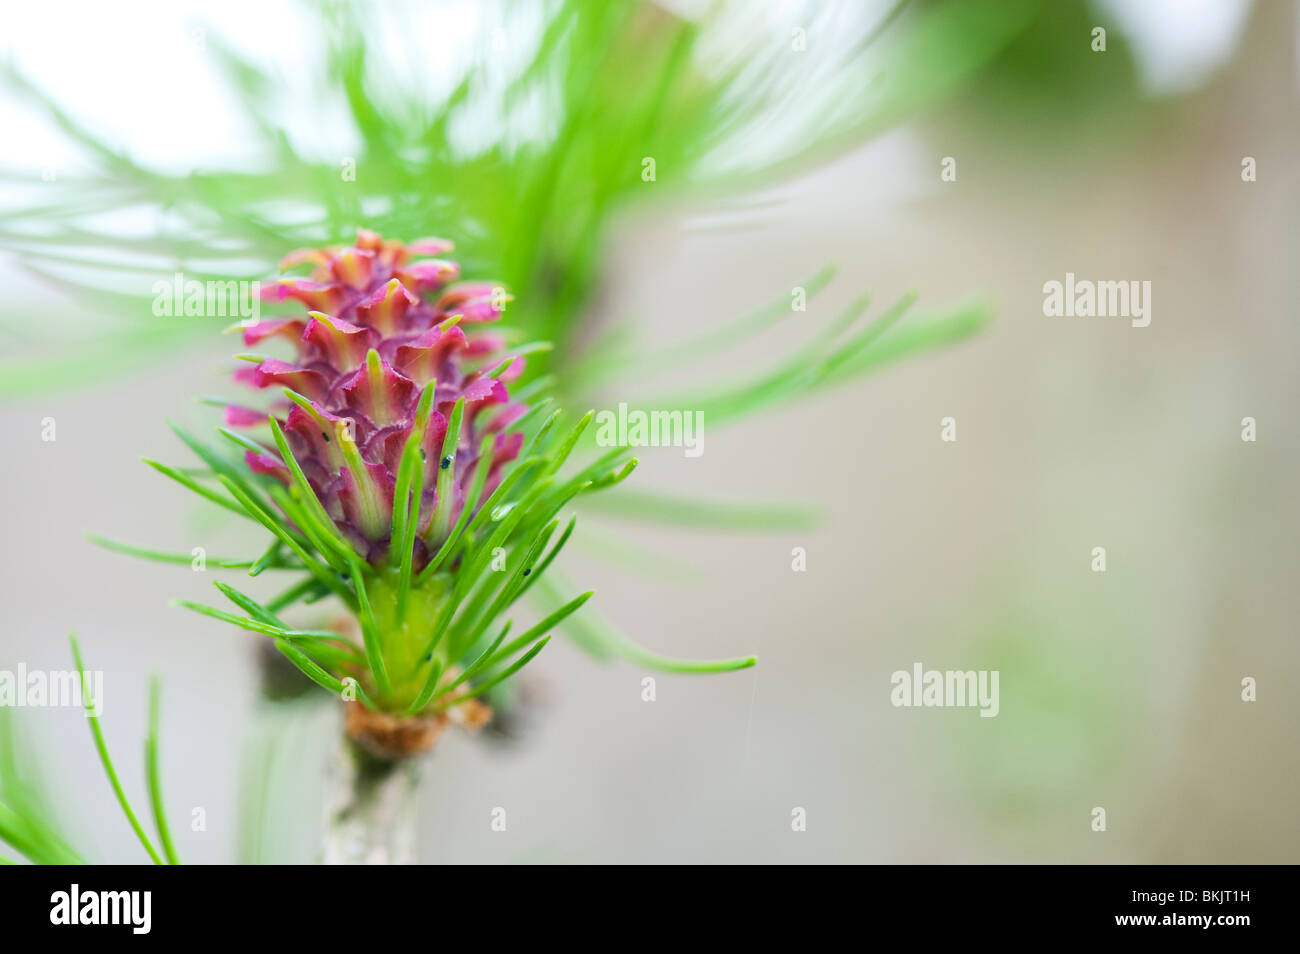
[229,229,526,570]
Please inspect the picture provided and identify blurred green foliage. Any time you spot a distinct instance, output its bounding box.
[0,0,1040,399]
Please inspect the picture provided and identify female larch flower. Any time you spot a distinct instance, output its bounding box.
[231,228,525,570]
[208,228,611,753]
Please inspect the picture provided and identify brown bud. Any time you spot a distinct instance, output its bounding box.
[343,701,447,760]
